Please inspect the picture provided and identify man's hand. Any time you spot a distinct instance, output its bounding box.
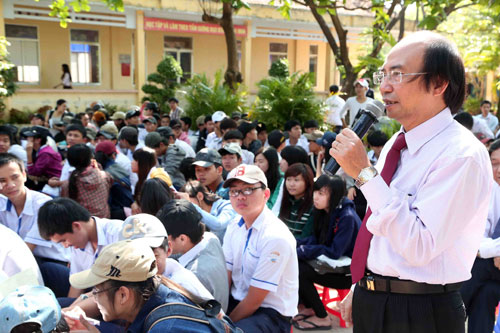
[48,177,61,187]
[329,128,370,179]
[493,257,500,270]
[131,201,141,215]
[174,191,190,201]
[339,289,354,327]
[25,137,34,152]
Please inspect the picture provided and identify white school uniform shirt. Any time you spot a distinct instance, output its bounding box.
[479,182,500,259]
[361,108,493,284]
[69,217,124,275]
[0,224,44,285]
[60,159,75,182]
[0,189,70,262]
[325,94,346,126]
[162,258,213,301]
[474,113,499,133]
[175,138,196,158]
[206,132,223,150]
[285,135,310,154]
[223,207,298,317]
[339,96,374,127]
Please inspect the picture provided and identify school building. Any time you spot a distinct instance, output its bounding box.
[1,0,416,113]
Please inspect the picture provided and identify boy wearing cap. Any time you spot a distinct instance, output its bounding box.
[0,125,27,166]
[110,111,126,130]
[193,148,229,199]
[339,78,374,127]
[38,198,124,304]
[125,109,141,126]
[119,214,213,302]
[222,130,255,165]
[206,111,227,151]
[267,130,286,155]
[223,164,298,332]
[69,240,214,332]
[304,130,323,174]
[157,200,229,312]
[219,143,243,174]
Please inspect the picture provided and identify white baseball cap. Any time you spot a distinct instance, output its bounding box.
[223,164,268,188]
[118,214,168,248]
[212,111,227,123]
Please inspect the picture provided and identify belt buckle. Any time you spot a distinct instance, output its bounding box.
[366,276,375,291]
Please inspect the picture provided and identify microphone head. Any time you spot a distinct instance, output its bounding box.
[365,100,385,118]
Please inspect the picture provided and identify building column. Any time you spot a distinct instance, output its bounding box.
[243,20,252,88]
[135,10,146,102]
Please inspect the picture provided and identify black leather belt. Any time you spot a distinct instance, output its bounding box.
[358,274,462,294]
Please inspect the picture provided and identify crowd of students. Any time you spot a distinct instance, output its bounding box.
[0,89,499,333]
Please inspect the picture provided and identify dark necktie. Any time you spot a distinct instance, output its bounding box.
[351,132,407,283]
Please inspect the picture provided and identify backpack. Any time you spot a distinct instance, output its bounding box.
[143,299,242,333]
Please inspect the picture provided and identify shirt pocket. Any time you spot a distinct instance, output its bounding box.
[243,246,260,276]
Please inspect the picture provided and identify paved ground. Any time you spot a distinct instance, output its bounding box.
[293,314,353,332]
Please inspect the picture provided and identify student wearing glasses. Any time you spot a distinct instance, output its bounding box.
[223,164,298,332]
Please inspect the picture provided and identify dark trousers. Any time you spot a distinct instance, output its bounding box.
[353,284,466,333]
[35,256,70,298]
[298,260,352,318]
[460,258,500,333]
[228,296,291,333]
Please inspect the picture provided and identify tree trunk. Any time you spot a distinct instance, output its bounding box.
[220,2,242,91]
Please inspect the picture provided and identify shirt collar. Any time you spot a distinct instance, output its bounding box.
[239,207,267,231]
[3,187,34,216]
[178,235,209,267]
[404,107,453,155]
[94,217,108,246]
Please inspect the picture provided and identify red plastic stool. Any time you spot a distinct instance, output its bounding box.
[315,285,350,328]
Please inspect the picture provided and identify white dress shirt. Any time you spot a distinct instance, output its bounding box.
[285,136,310,154]
[206,132,223,151]
[0,189,70,262]
[474,113,499,133]
[479,183,500,259]
[69,217,124,275]
[0,224,44,285]
[325,94,346,126]
[223,207,298,317]
[162,258,213,301]
[472,117,494,139]
[175,139,196,158]
[361,108,493,284]
[340,96,374,127]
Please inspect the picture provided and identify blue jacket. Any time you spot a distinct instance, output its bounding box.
[127,284,211,333]
[296,198,361,261]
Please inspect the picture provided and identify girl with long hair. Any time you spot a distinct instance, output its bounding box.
[254,146,283,210]
[63,144,112,218]
[53,64,72,89]
[293,174,361,330]
[279,163,315,239]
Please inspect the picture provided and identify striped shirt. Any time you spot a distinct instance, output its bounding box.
[281,197,314,239]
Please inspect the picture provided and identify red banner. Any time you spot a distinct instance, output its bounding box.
[144,18,247,37]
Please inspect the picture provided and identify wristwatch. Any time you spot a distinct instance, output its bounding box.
[355,166,378,189]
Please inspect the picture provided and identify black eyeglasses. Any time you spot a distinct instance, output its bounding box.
[228,186,264,198]
[91,286,119,298]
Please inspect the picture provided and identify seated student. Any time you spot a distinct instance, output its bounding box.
[461,139,500,333]
[94,141,133,220]
[254,146,283,210]
[192,148,229,199]
[223,164,298,332]
[157,199,229,312]
[37,198,124,305]
[0,125,27,166]
[69,240,219,332]
[117,126,144,161]
[25,126,62,191]
[0,224,43,285]
[222,130,254,165]
[267,130,286,155]
[118,214,213,301]
[139,178,174,215]
[219,142,243,175]
[303,130,323,174]
[179,180,238,242]
[256,122,268,147]
[0,153,69,295]
[279,163,315,239]
[284,119,309,153]
[303,120,319,134]
[238,121,262,155]
[293,174,361,330]
[0,285,68,333]
[170,119,196,158]
[62,144,112,218]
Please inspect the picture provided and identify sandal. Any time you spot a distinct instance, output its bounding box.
[292,313,311,322]
[293,319,332,331]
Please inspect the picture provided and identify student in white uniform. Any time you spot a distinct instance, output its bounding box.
[222,164,298,332]
[37,197,124,313]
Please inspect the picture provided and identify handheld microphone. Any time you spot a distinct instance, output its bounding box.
[324,102,381,176]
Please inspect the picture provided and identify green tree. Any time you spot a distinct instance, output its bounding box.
[141,55,183,111]
[271,0,480,95]
[252,61,323,130]
[0,37,18,115]
[182,70,248,122]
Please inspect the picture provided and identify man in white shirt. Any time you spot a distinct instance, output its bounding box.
[333,31,492,332]
[472,115,495,139]
[158,200,229,312]
[325,85,346,133]
[474,100,498,133]
[205,111,227,151]
[339,78,374,127]
[460,140,500,333]
[37,197,124,312]
[223,164,298,332]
